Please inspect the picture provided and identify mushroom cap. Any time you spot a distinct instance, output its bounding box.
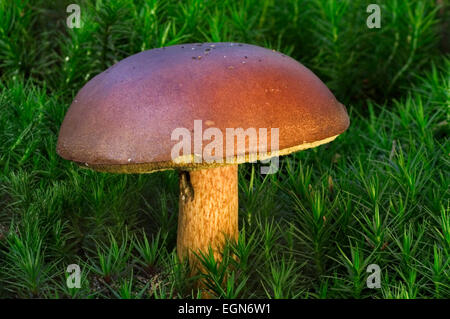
[57,42,349,173]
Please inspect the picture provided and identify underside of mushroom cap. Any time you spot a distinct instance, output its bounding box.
[57,42,349,173]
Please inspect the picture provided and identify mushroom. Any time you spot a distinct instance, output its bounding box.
[57,43,349,268]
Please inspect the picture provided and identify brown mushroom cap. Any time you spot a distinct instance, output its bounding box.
[57,42,349,173]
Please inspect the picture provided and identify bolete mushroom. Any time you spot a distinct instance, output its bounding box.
[57,42,349,267]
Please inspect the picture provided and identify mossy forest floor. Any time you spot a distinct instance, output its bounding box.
[0,0,448,298]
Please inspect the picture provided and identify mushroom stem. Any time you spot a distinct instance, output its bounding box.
[177,165,238,265]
